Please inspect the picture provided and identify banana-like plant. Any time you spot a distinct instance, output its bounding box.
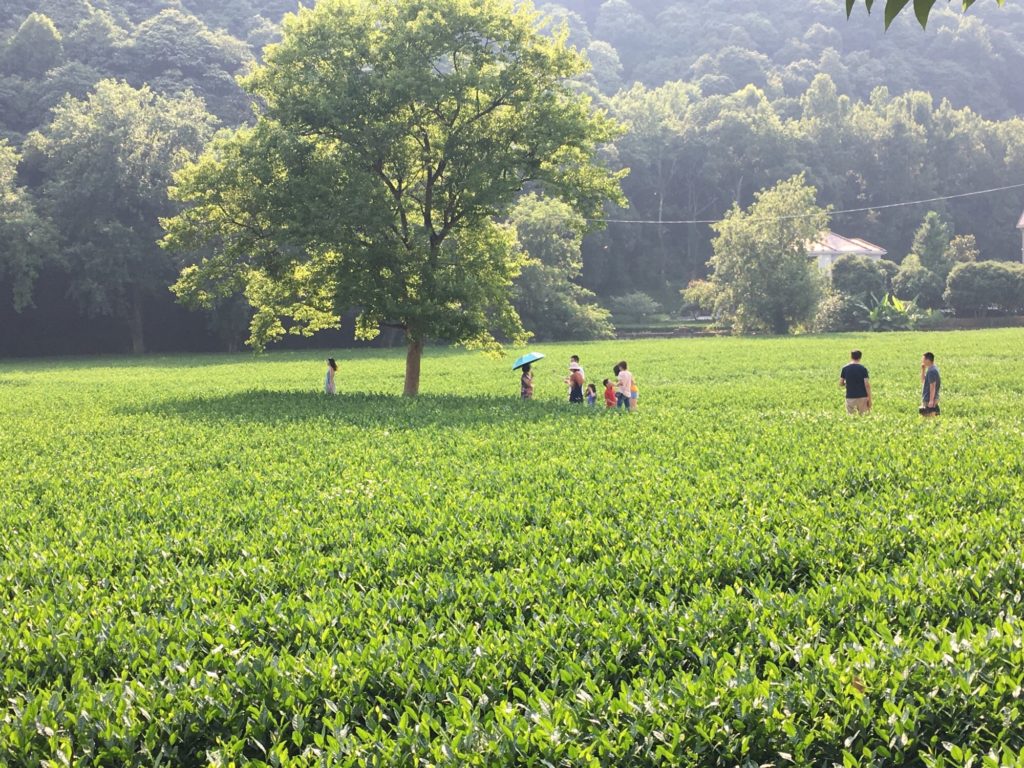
[856,293,917,331]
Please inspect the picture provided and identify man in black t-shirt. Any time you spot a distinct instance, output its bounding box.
[839,350,872,414]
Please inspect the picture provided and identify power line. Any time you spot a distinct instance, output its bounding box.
[583,181,1024,226]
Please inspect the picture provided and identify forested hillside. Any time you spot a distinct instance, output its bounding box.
[551,0,1024,119]
[2,0,1024,354]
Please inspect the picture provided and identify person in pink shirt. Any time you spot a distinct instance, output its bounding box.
[615,361,633,411]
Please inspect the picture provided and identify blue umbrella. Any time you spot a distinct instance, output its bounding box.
[512,351,545,370]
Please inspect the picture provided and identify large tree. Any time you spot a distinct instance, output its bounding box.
[163,0,624,396]
[704,174,828,335]
[27,80,216,353]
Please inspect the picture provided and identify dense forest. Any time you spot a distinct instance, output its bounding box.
[2,0,1024,354]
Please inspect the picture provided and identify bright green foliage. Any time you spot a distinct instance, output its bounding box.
[4,331,1024,765]
[27,80,217,352]
[509,193,614,341]
[706,174,828,334]
[164,0,624,397]
[945,233,980,265]
[911,211,955,280]
[845,0,1007,28]
[609,290,663,323]
[0,140,51,310]
[680,279,716,316]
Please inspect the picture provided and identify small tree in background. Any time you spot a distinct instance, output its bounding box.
[609,291,663,324]
[681,279,717,319]
[830,254,892,298]
[816,254,896,331]
[911,211,954,280]
[705,174,828,334]
[0,140,52,311]
[510,193,614,341]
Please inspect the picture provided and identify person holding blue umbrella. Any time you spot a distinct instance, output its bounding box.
[512,352,544,400]
[520,363,534,400]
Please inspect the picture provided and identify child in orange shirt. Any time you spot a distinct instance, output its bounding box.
[603,379,617,408]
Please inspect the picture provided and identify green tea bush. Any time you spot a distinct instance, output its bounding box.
[2,331,1024,766]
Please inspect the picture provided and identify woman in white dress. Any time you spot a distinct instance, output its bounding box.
[324,358,338,394]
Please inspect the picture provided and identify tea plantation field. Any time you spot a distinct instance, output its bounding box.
[2,330,1024,767]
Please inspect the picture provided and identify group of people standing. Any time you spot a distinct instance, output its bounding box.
[839,349,941,416]
[326,348,941,417]
[521,355,639,411]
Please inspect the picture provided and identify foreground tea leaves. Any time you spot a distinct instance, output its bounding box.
[2,332,1024,765]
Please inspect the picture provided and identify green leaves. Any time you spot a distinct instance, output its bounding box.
[845,0,1007,29]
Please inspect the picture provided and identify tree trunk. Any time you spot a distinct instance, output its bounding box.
[129,286,145,355]
[403,336,423,397]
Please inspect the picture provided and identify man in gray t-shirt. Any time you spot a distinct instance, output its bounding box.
[920,352,941,416]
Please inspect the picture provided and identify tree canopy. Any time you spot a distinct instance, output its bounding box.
[163,0,624,394]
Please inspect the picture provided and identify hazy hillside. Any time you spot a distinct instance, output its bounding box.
[551,0,1024,119]
[3,0,1024,145]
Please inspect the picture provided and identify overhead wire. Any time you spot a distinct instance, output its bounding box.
[581,181,1024,226]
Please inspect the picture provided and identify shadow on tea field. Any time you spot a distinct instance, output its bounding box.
[125,390,602,431]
